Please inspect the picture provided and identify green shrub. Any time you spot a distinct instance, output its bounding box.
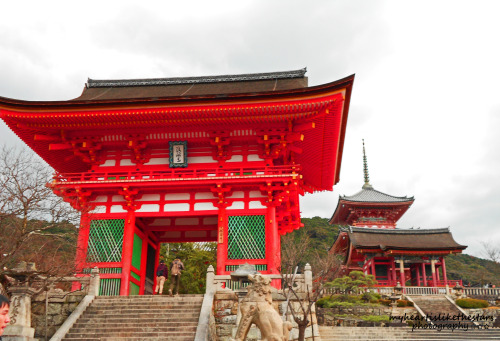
[362,292,381,303]
[396,299,413,307]
[317,297,330,308]
[360,315,390,322]
[456,298,489,309]
[378,299,392,306]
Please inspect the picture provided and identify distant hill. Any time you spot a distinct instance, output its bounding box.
[297,217,500,286]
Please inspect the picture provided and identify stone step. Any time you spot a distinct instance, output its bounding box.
[68,325,198,333]
[65,331,196,338]
[73,318,199,326]
[318,326,500,340]
[76,314,199,322]
[62,335,194,341]
[61,294,202,340]
[84,307,201,314]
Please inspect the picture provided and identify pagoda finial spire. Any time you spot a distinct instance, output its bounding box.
[362,139,373,189]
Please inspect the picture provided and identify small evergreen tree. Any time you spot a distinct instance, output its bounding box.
[326,270,377,298]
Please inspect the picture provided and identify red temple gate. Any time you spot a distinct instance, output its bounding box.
[0,69,354,294]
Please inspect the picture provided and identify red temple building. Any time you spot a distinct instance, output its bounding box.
[0,68,354,295]
[329,141,466,287]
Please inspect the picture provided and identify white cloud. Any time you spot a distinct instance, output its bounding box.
[1,0,500,256]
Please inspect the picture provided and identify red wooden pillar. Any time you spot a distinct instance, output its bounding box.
[120,210,136,296]
[217,206,228,275]
[436,262,441,282]
[153,238,161,294]
[430,259,437,287]
[441,257,448,285]
[391,258,397,286]
[371,258,376,279]
[416,265,421,286]
[399,259,405,287]
[72,213,91,291]
[139,234,148,295]
[75,213,91,274]
[421,262,428,286]
[266,204,279,274]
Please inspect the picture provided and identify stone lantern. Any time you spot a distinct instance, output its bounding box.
[3,262,40,341]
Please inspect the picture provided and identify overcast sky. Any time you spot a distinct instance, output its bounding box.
[1,1,499,257]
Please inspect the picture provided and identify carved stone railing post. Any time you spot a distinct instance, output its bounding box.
[205,265,215,294]
[3,286,37,340]
[304,263,312,292]
[88,267,100,296]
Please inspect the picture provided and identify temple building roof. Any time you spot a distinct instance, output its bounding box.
[340,187,413,203]
[343,226,467,252]
[329,140,414,226]
[75,68,308,100]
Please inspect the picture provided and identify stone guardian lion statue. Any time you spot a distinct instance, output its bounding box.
[233,274,293,341]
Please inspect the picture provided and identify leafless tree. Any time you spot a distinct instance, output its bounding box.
[0,145,79,293]
[280,233,342,341]
[480,241,500,264]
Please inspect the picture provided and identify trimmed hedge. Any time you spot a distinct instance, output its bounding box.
[396,299,414,307]
[456,298,489,309]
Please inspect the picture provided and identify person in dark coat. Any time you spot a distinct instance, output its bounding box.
[168,258,185,297]
[0,295,10,339]
[154,260,168,295]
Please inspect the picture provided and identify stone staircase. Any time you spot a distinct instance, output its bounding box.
[318,326,500,340]
[61,294,203,341]
[409,295,476,329]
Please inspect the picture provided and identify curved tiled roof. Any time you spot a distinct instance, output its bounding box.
[345,226,467,251]
[86,68,307,88]
[341,187,414,203]
[76,68,309,100]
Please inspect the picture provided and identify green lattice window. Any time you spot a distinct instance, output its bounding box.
[99,278,121,296]
[228,215,265,260]
[86,219,124,263]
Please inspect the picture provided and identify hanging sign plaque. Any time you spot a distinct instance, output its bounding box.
[169,141,188,168]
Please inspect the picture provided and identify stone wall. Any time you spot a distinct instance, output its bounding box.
[31,290,86,340]
[316,306,417,327]
[212,290,321,341]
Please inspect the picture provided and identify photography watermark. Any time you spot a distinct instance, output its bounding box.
[390,313,494,332]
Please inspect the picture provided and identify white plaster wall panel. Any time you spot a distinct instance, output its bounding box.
[176,218,199,225]
[91,196,108,203]
[226,155,243,162]
[89,206,106,214]
[100,159,116,167]
[112,195,125,202]
[227,191,244,198]
[144,157,169,165]
[150,218,171,226]
[249,191,266,198]
[247,154,264,161]
[110,205,128,213]
[194,202,216,211]
[165,193,190,200]
[135,204,161,213]
[186,231,207,238]
[161,231,181,238]
[189,156,216,163]
[164,203,190,211]
[249,201,266,209]
[119,159,134,166]
[137,194,161,201]
[227,201,245,210]
[203,217,218,225]
[195,192,215,200]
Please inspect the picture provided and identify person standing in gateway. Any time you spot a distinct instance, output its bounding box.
[169,258,185,297]
[154,260,168,295]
